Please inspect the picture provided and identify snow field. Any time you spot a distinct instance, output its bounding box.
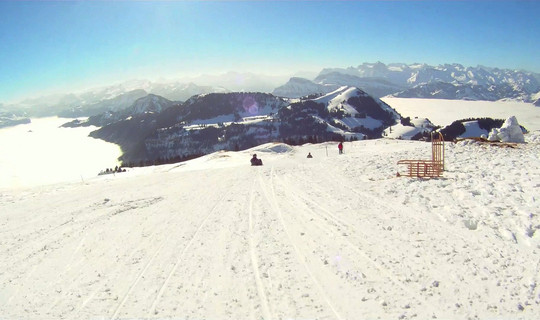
[382,98,540,132]
[0,134,539,319]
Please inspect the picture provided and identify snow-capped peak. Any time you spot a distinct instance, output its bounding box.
[313,86,367,106]
[129,94,174,115]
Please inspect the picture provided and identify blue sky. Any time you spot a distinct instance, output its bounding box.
[1,0,539,103]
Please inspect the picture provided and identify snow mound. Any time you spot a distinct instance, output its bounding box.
[384,117,435,140]
[488,116,525,143]
[208,150,232,160]
[253,142,294,154]
[410,117,433,128]
[384,124,421,139]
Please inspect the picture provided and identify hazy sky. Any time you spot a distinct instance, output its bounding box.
[1,0,539,103]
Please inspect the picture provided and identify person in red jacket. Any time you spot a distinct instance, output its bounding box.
[338,142,343,154]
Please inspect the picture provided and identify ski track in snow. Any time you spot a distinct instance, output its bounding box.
[273,172,436,316]
[270,161,442,318]
[260,166,343,320]
[147,190,226,317]
[0,136,539,319]
[111,198,184,319]
[248,174,272,320]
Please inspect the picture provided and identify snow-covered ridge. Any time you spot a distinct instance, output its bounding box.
[129,94,174,115]
[313,86,363,106]
[80,87,401,164]
[313,86,399,119]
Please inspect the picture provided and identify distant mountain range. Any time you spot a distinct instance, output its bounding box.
[2,62,539,129]
[63,87,402,165]
[0,112,30,129]
[274,62,540,101]
[4,82,228,117]
[62,94,176,128]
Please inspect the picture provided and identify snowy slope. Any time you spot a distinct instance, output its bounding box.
[1,135,539,319]
[313,86,360,109]
[383,121,432,140]
[460,121,490,138]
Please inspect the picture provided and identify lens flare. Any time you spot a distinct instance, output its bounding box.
[242,96,258,115]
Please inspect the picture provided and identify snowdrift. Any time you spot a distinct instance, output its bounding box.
[488,116,525,143]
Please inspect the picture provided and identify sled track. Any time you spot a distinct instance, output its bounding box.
[310,164,501,290]
[4,197,163,264]
[320,163,487,247]
[258,166,343,320]
[248,174,273,320]
[110,215,181,319]
[5,197,167,314]
[148,191,230,316]
[75,199,179,318]
[272,172,439,316]
[318,164,502,276]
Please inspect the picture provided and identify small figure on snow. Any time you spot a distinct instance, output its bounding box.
[251,154,263,166]
[338,142,343,154]
[307,152,313,158]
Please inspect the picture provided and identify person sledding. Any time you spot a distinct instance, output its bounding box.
[250,154,263,166]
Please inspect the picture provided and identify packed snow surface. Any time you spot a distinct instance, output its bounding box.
[1,134,540,319]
